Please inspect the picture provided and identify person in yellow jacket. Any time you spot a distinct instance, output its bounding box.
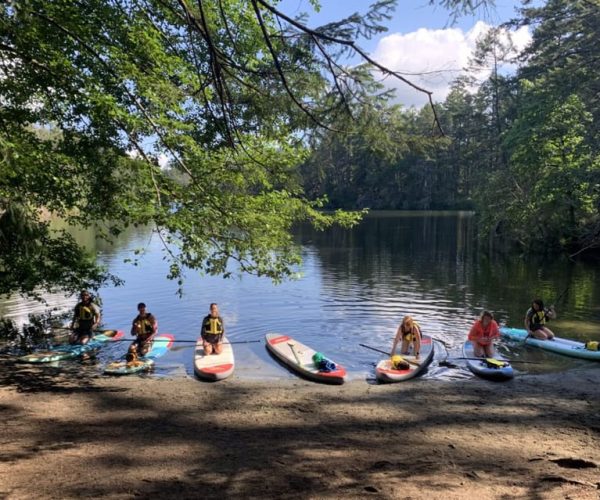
[69,290,101,345]
[391,315,422,359]
[201,303,225,355]
[126,302,158,362]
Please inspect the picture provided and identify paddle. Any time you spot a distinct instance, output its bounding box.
[441,357,542,365]
[359,343,421,366]
[287,342,302,365]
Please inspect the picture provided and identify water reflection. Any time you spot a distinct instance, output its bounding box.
[2,211,599,380]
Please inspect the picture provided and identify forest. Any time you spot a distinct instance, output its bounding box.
[1,0,598,299]
[301,0,600,256]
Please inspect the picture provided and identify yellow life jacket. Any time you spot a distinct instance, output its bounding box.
[135,313,155,336]
[203,316,223,335]
[402,321,421,341]
[391,355,410,370]
[529,309,546,326]
[585,341,599,351]
[78,304,96,321]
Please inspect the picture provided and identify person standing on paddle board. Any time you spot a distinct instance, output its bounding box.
[126,302,158,362]
[69,290,101,345]
[468,311,500,357]
[201,303,225,355]
[525,299,556,340]
[391,316,422,359]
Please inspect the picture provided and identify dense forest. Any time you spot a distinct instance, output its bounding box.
[301,0,600,255]
[1,0,598,299]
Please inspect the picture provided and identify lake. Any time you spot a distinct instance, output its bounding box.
[2,211,600,380]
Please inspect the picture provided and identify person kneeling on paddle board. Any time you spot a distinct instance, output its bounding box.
[468,310,500,357]
[391,315,422,359]
[201,303,224,355]
[525,299,556,341]
[69,290,101,345]
[126,302,157,363]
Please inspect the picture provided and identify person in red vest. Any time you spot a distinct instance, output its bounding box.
[468,310,500,357]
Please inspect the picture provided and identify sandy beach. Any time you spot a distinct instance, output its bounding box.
[0,357,599,500]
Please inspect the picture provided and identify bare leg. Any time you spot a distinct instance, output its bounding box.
[472,342,485,357]
[483,343,495,357]
[541,327,555,340]
[400,339,410,354]
[531,329,549,340]
[213,342,223,355]
[203,341,214,355]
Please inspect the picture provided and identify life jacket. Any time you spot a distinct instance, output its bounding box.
[135,313,155,337]
[585,341,599,351]
[401,321,421,341]
[203,316,223,335]
[77,303,96,321]
[390,355,410,370]
[528,308,547,326]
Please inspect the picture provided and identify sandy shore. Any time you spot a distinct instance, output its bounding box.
[0,358,599,500]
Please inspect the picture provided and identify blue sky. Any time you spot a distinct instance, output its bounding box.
[279,0,525,50]
[277,1,532,106]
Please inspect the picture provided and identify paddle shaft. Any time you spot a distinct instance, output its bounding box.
[359,343,421,366]
[288,343,302,365]
[448,357,542,365]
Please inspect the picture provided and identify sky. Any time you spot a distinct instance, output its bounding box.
[278,0,534,107]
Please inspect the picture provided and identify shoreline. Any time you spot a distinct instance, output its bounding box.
[0,359,599,499]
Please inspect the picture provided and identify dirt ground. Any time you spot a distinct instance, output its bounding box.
[0,358,598,500]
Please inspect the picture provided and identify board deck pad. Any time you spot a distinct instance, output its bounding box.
[17,329,125,363]
[194,335,235,381]
[375,335,435,383]
[463,340,514,381]
[104,334,174,375]
[265,333,346,384]
[500,327,600,361]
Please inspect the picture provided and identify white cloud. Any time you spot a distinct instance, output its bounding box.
[370,21,531,107]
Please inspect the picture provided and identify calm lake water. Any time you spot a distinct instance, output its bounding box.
[2,211,600,380]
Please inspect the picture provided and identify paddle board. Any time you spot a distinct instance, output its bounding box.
[265,333,347,384]
[462,340,514,381]
[17,329,124,363]
[375,335,435,383]
[500,327,600,361]
[194,335,234,381]
[104,334,174,375]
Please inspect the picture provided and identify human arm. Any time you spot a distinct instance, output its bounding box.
[545,306,556,320]
[92,304,101,330]
[489,320,500,339]
[467,322,479,342]
[524,309,533,333]
[70,305,78,329]
[390,325,402,355]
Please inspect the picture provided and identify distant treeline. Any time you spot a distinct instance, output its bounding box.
[300,0,600,255]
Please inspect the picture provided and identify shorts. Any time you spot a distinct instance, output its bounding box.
[73,326,94,341]
[202,333,223,345]
[530,324,544,332]
[133,336,153,352]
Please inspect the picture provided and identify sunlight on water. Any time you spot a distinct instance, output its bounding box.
[2,211,600,381]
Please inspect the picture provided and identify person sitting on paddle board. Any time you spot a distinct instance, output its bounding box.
[201,303,224,355]
[468,310,500,357]
[525,299,556,341]
[126,302,158,363]
[69,290,101,345]
[391,316,422,359]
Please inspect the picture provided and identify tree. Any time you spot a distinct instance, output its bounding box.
[0,0,494,298]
